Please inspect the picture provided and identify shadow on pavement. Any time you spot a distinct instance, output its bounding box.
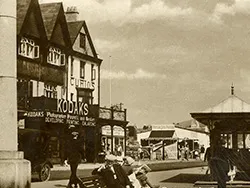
[161,173,211,184]
[54,184,67,187]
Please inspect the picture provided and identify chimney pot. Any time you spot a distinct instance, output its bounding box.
[65,6,79,22]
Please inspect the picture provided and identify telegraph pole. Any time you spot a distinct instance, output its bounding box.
[0,1,31,187]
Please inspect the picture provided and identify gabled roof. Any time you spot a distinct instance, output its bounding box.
[40,2,71,48]
[40,3,61,40]
[175,119,208,133]
[67,20,98,58]
[202,95,250,113]
[17,0,31,34]
[67,21,83,44]
[17,0,46,39]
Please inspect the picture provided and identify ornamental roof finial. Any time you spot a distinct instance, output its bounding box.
[231,83,234,95]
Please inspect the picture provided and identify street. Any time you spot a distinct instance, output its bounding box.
[31,166,208,188]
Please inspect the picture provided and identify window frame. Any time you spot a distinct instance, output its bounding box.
[80,61,86,79]
[47,46,65,66]
[44,84,57,99]
[80,33,86,49]
[18,37,39,59]
[91,64,96,80]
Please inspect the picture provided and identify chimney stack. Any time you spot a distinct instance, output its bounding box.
[65,6,79,22]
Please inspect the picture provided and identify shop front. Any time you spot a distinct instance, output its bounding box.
[23,97,98,164]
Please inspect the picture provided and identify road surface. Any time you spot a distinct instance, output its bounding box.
[32,166,209,188]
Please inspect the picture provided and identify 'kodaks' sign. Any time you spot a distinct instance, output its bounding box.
[57,99,89,116]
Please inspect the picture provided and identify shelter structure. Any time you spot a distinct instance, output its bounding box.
[191,86,250,177]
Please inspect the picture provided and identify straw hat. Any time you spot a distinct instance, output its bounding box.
[123,156,135,165]
[105,154,117,161]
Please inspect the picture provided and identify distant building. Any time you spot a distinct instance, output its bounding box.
[137,120,209,160]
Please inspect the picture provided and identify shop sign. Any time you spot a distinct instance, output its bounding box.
[66,114,80,125]
[27,111,44,118]
[102,126,124,136]
[81,117,96,126]
[57,99,89,116]
[45,112,66,124]
[70,77,95,90]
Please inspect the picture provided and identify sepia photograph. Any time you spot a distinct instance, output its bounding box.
[1,0,250,187]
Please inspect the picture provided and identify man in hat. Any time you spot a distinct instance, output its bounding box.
[92,154,133,188]
[65,125,85,188]
[210,138,232,188]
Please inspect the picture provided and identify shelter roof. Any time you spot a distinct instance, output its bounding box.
[201,95,250,113]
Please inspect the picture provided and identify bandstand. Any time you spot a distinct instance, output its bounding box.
[191,86,250,180]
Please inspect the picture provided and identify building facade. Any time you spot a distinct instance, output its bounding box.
[17,0,101,163]
[17,0,128,164]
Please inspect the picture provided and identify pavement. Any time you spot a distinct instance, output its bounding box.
[31,159,207,188]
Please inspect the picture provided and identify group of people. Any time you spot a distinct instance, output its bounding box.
[63,124,159,188]
[92,154,160,188]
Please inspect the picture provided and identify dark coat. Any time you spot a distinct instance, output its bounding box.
[92,164,133,188]
[64,133,84,164]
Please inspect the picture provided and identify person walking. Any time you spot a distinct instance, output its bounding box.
[204,146,211,175]
[65,125,85,188]
[210,139,232,188]
[200,145,205,161]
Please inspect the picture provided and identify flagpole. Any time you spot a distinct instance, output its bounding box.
[109,55,112,108]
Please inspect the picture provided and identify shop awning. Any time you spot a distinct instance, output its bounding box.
[147,130,176,140]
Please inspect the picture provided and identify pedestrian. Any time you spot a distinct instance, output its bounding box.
[122,156,141,188]
[180,146,185,161]
[92,154,133,188]
[209,138,232,188]
[184,145,189,161]
[204,146,211,175]
[135,164,160,188]
[117,144,123,156]
[138,147,143,160]
[64,125,85,188]
[200,145,205,161]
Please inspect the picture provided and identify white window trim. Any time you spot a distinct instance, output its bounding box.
[91,65,96,80]
[47,47,65,66]
[44,84,57,99]
[18,37,39,59]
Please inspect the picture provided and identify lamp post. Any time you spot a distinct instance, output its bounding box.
[0,1,31,187]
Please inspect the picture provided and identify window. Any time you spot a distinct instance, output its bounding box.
[71,58,74,76]
[19,37,39,58]
[47,47,65,66]
[44,84,57,99]
[80,61,85,78]
[80,33,86,49]
[78,89,93,104]
[91,64,96,80]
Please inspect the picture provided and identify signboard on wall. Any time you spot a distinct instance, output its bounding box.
[102,126,124,137]
[70,77,95,90]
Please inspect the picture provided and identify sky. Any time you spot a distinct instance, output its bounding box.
[40,0,250,127]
